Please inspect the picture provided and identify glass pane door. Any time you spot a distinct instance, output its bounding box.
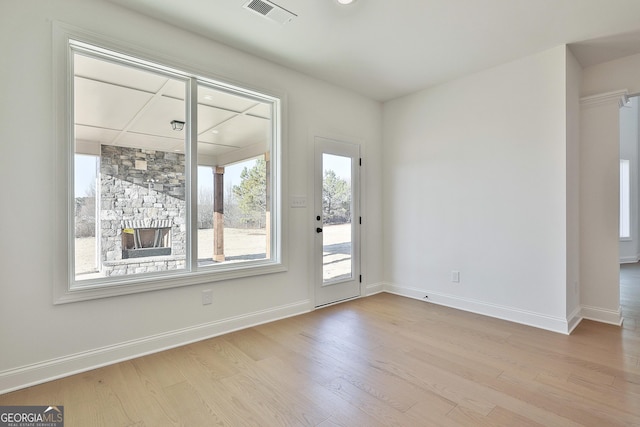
[322,153,353,283]
[314,137,360,307]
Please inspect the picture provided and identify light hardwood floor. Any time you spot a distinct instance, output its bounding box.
[2,280,639,426]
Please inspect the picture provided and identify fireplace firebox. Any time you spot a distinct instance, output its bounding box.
[122,219,172,259]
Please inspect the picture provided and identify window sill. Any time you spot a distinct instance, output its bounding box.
[54,261,287,304]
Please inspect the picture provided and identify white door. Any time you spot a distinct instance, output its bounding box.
[314,137,361,307]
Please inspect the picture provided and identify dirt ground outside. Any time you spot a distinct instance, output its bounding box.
[75,223,352,277]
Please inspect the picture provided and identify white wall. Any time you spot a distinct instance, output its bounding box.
[0,0,383,392]
[579,92,623,324]
[619,97,639,263]
[382,46,572,332]
[582,52,640,98]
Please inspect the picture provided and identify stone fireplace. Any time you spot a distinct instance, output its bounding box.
[100,145,186,276]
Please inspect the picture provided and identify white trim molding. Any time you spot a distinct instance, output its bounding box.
[364,281,385,296]
[0,300,310,395]
[619,255,640,264]
[384,283,574,334]
[580,89,628,108]
[567,306,583,334]
[580,304,624,326]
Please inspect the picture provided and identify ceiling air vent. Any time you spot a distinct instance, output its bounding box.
[243,0,297,25]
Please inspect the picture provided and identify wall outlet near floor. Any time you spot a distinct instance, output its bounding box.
[202,289,213,305]
[451,271,460,283]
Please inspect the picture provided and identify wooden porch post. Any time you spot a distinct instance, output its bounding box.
[213,166,225,262]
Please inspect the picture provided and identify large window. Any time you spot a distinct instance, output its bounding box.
[56,30,283,302]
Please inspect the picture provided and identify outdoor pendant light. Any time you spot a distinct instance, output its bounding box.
[170,120,185,131]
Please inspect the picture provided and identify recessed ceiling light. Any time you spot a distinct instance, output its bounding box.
[211,129,219,134]
[337,0,355,4]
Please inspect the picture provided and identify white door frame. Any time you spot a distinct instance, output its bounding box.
[313,136,361,307]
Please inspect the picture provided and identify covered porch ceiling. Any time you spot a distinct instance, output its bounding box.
[74,52,272,166]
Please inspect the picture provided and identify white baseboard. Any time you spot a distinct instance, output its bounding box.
[384,283,573,334]
[364,281,385,296]
[567,306,583,334]
[619,255,639,264]
[581,304,624,326]
[0,299,311,395]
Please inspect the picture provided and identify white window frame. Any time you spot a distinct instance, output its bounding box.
[53,23,286,304]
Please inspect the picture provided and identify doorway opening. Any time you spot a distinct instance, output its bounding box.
[619,94,640,323]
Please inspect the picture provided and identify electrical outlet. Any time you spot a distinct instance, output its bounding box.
[451,271,460,283]
[202,289,213,305]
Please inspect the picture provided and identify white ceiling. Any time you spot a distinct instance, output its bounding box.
[107,0,640,101]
